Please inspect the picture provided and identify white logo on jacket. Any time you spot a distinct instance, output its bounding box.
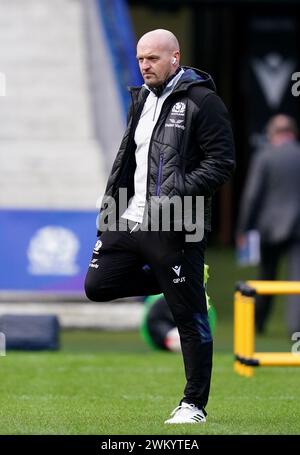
[166,102,186,129]
[171,102,186,115]
[165,116,185,130]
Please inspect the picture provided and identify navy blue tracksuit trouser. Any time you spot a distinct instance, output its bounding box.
[84,219,213,410]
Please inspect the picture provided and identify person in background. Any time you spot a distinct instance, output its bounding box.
[237,114,300,336]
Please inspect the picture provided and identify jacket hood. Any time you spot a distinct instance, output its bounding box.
[176,66,216,92]
[129,66,216,95]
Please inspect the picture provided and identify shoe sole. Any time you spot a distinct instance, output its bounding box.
[164,420,206,424]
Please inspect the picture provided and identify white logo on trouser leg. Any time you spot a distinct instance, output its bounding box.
[93,239,102,255]
[89,258,99,269]
[172,265,181,276]
[172,265,186,283]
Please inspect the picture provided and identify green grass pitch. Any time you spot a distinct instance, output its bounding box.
[1,328,300,435]
[1,247,299,435]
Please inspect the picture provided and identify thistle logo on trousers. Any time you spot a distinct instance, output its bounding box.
[172,265,186,283]
[93,239,102,255]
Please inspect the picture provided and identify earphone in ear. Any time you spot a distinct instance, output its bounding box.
[172,57,176,64]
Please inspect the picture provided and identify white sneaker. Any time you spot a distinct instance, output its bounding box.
[164,402,206,424]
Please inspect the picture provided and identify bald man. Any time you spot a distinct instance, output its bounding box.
[85,29,235,424]
[237,114,300,336]
[136,29,180,90]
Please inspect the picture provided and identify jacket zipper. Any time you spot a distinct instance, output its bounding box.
[156,154,164,196]
[144,90,184,207]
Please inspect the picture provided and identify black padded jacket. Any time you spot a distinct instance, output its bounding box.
[98,67,235,233]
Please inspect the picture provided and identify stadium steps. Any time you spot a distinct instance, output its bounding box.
[0,301,143,329]
[0,291,143,329]
[0,0,107,209]
[0,140,105,208]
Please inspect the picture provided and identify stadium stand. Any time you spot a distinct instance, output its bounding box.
[0,0,141,330]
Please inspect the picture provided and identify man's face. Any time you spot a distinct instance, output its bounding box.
[269,117,296,146]
[136,41,176,87]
